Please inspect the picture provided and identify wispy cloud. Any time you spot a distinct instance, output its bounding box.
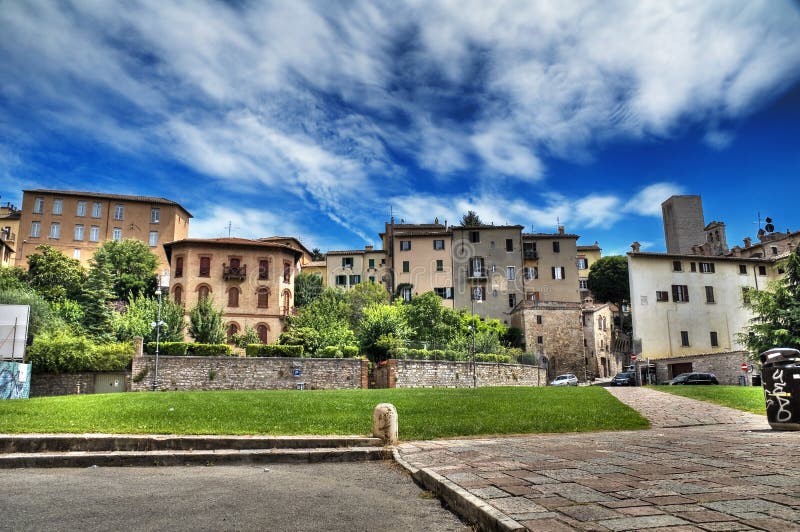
[624,183,686,217]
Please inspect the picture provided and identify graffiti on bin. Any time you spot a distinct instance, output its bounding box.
[765,368,792,423]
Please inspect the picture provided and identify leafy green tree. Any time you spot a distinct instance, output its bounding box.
[358,303,410,360]
[460,210,483,226]
[112,293,185,343]
[311,248,325,261]
[294,272,324,307]
[91,239,159,300]
[80,261,116,342]
[280,288,356,353]
[0,286,62,336]
[347,282,390,328]
[188,297,226,344]
[231,325,260,348]
[26,245,86,302]
[587,256,630,307]
[403,291,460,348]
[739,248,800,357]
[0,267,28,290]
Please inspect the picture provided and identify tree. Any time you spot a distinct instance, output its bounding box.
[0,267,28,291]
[91,239,159,300]
[460,210,483,227]
[739,247,800,357]
[112,293,185,343]
[347,282,390,328]
[80,261,116,342]
[294,272,324,307]
[403,291,460,348]
[26,245,86,302]
[311,248,325,261]
[231,325,261,348]
[188,297,226,344]
[280,288,356,353]
[0,286,61,337]
[587,256,630,307]
[357,303,410,360]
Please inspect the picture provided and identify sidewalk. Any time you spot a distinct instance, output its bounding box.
[397,387,800,531]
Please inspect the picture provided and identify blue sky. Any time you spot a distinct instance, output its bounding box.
[2,1,799,256]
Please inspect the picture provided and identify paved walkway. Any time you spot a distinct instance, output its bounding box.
[397,388,800,531]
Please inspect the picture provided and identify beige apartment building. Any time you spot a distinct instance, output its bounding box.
[0,202,21,266]
[302,261,327,284]
[164,237,305,344]
[17,189,191,271]
[521,228,581,304]
[325,246,388,290]
[577,241,601,299]
[452,224,524,322]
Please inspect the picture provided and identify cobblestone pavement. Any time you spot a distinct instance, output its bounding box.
[397,387,800,531]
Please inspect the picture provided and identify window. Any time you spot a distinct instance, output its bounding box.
[552,241,560,253]
[29,220,42,238]
[739,264,747,275]
[433,239,445,250]
[508,294,516,308]
[402,261,409,273]
[282,289,291,316]
[259,259,269,280]
[772,246,779,255]
[699,262,715,273]
[536,315,542,325]
[401,286,412,302]
[705,286,715,303]
[257,288,269,308]
[436,259,443,272]
[680,331,690,347]
[506,266,516,280]
[73,249,80,259]
[113,204,124,220]
[577,258,588,270]
[470,257,484,277]
[33,197,44,214]
[89,226,100,242]
[336,275,346,286]
[74,224,84,241]
[341,257,353,269]
[710,331,719,347]
[434,287,454,299]
[349,274,361,285]
[227,323,239,343]
[690,262,697,272]
[673,261,682,272]
[283,261,291,283]
[672,285,689,302]
[505,238,513,252]
[471,286,485,301]
[173,285,182,305]
[76,201,87,217]
[175,257,184,278]
[369,276,375,283]
[198,285,210,300]
[227,287,239,307]
[52,199,62,215]
[368,258,375,269]
[524,267,538,280]
[579,279,588,290]
[149,231,158,247]
[112,227,122,241]
[400,240,411,251]
[257,324,269,343]
[49,222,60,239]
[742,286,751,304]
[537,336,543,345]
[551,266,565,280]
[150,208,160,224]
[528,292,540,301]
[469,231,480,243]
[758,265,767,276]
[92,202,102,218]
[199,256,211,277]
[656,290,669,302]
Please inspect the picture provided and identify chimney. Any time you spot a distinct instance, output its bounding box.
[631,241,641,252]
[364,245,373,251]
[743,237,752,248]
[558,225,565,235]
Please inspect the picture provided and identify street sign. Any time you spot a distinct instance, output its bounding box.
[631,354,637,361]
[741,363,748,372]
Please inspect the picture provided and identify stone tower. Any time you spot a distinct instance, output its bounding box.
[661,195,705,254]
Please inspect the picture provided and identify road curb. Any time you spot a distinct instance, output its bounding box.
[393,449,524,532]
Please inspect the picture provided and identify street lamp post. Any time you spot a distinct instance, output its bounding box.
[151,272,169,391]
[470,290,477,389]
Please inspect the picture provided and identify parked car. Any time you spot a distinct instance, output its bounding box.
[668,372,719,385]
[550,374,578,386]
[610,371,636,386]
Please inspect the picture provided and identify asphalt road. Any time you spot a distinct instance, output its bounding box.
[0,461,471,531]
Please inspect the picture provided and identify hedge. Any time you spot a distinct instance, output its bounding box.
[191,344,233,357]
[245,344,304,357]
[316,345,360,358]
[27,333,133,373]
[145,342,233,357]
[145,342,188,356]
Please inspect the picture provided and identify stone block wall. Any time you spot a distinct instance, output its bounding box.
[30,373,100,397]
[384,359,545,388]
[130,356,368,392]
[652,351,751,385]
[517,303,585,380]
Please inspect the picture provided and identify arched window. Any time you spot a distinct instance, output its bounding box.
[197,284,210,300]
[256,323,269,344]
[228,287,239,307]
[257,287,269,308]
[282,289,291,315]
[173,284,183,305]
[226,322,239,343]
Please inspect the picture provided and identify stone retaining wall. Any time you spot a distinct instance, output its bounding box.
[130,356,369,392]
[30,372,130,397]
[651,351,752,385]
[376,359,545,388]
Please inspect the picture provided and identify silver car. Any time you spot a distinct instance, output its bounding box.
[549,374,578,386]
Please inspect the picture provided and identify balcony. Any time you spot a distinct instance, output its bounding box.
[523,250,538,260]
[223,264,247,281]
[467,269,488,280]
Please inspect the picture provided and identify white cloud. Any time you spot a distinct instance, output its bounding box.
[624,183,686,217]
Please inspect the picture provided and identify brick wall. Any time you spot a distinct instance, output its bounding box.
[381,359,545,388]
[130,356,368,392]
[652,351,751,385]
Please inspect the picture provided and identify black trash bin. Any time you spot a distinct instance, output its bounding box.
[751,374,761,387]
[759,348,800,430]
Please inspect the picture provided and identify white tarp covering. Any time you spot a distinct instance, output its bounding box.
[0,304,30,360]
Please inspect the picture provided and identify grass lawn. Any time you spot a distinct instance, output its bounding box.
[653,385,767,415]
[0,387,649,440]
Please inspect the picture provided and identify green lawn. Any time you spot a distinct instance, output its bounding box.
[653,385,767,415]
[0,387,649,440]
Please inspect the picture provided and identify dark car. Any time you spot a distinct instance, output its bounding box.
[668,372,719,385]
[610,371,636,386]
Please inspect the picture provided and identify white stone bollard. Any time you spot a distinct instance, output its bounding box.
[372,403,398,445]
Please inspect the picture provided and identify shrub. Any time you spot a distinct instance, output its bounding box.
[93,342,135,371]
[317,346,343,358]
[26,331,96,374]
[145,342,189,356]
[245,344,304,357]
[190,344,233,357]
[341,345,359,358]
[475,353,512,364]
